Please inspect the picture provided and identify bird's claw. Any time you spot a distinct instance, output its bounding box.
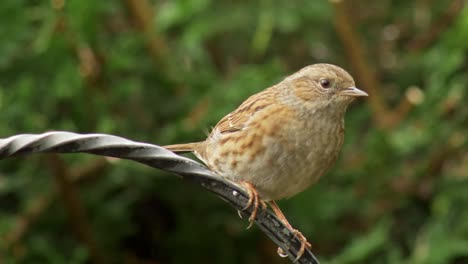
[292,229,311,261]
[240,182,266,229]
[276,229,311,261]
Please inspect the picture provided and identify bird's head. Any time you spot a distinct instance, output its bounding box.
[284,63,368,112]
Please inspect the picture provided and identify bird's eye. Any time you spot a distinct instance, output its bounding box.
[319,79,331,88]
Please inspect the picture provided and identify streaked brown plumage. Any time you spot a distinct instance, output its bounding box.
[165,63,367,259]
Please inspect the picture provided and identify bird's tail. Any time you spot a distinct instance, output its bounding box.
[163,142,203,154]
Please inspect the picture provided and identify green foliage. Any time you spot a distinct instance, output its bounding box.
[0,0,467,263]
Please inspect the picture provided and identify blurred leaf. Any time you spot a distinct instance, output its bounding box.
[328,220,391,264]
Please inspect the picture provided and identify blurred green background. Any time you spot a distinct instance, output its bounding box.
[1,0,467,263]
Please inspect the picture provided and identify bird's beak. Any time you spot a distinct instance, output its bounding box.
[339,87,368,97]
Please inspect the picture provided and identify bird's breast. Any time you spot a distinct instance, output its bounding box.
[258,114,345,200]
[203,109,345,201]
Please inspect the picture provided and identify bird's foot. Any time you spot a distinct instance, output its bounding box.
[292,229,311,261]
[239,182,266,229]
[277,229,311,261]
[268,201,311,261]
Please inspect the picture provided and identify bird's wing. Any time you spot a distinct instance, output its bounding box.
[214,88,275,134]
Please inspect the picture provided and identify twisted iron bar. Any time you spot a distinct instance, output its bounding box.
[0,131,320,264]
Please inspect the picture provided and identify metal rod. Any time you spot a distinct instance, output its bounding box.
[0,131,320,264]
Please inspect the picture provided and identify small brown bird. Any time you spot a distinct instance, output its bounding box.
[165,63,367,258]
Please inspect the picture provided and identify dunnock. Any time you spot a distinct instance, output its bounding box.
[165,63,367,258]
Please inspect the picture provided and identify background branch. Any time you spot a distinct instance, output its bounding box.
[331,0,414,130]
[46,154,107,264]
[124,0,168,62]
[407,0,465,51]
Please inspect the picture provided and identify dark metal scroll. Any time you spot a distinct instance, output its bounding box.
[0,131,319,264]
